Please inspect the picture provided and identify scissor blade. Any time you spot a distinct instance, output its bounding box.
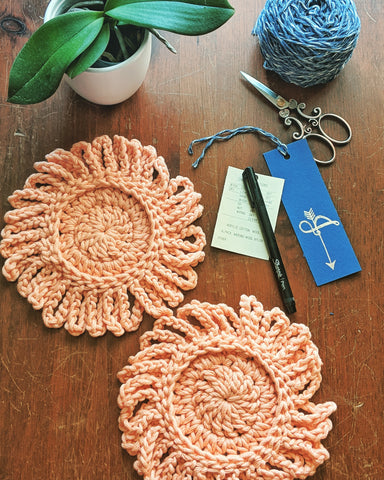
[240,71,289,110]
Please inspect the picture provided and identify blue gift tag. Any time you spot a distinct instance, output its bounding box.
[264,139,361,286]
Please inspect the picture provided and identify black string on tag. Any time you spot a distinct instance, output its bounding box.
[188,126,289,168]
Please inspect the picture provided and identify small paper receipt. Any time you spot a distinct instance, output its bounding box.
[211,166,285,260]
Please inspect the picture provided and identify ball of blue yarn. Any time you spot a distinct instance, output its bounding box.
[253,0,361,87]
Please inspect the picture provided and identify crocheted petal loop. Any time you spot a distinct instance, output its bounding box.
[7,186,53,208]
[289,401,336,440]
[34,159,78,185]
[166,176,196,202]
[85,135,116,173]
[189,300,241,333]
[238,295,288,338]
[119,380,165,457]
[145,315,205,345]
[148,450,183,479]
[116,137,155,178]
[46,148,91,177]
[0,227,44,270]
[132,427,173,477]
[112,289,144,333]
[3,199,48,225]
[164,199,203,229]
[170,225,207,255]
[144,306,211,343]
[26,269,65,310]
[139,327,187,352]
[130,281,173,319]
[2,254,43,285]
[57,289,124,337]
[60,289,86,334]
[0,226,44,260]
[144,271,185,308]
[153,261,198,292]
[70,139,107,176]
[239,295,324,401]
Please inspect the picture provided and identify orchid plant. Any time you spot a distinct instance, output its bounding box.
[8,0,234,104]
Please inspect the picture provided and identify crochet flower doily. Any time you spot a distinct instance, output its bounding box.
[0,135,206,336]
[118,295,337,480]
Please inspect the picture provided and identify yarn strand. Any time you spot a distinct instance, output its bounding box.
[188,126,289,168]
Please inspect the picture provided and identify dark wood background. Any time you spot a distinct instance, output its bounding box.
[1,1,383,478]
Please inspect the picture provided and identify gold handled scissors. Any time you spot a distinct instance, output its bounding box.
[240,71,352,165]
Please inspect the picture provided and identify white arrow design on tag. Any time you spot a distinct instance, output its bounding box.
[299,208,340,269]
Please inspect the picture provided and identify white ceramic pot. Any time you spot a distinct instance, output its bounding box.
[44,0,152,105]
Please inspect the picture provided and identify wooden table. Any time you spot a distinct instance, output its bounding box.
[1,1,383,478]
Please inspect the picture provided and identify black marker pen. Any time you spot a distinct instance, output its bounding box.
[242,166,296,314]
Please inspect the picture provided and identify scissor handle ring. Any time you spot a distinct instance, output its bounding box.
[318,113,352,145]
[303,132,336,165]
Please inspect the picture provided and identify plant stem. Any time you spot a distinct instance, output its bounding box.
[149,28,177,54]
[113,25,130,60]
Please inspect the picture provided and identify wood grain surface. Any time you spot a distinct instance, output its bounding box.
[0,1,383,478]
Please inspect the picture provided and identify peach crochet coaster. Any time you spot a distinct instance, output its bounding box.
[0,135,206,336]
[118,295,337,480]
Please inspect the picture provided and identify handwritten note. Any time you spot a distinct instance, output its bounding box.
[211,166,285,260]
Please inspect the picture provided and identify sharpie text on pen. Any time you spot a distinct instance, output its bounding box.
[273,259,289,290]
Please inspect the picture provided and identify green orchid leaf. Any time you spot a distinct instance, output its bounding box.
[105,0,234,35]
[8,11,104,104]
[66,22,110,78]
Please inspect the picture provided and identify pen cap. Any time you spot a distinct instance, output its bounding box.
[242,167,259,208]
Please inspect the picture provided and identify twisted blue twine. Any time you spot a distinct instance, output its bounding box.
[188,126,289,168]
[253,0,361,87]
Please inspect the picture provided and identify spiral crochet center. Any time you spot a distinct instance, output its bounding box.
[174,352,278,443]
[60,188,152,275]
[254,0,361,87]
